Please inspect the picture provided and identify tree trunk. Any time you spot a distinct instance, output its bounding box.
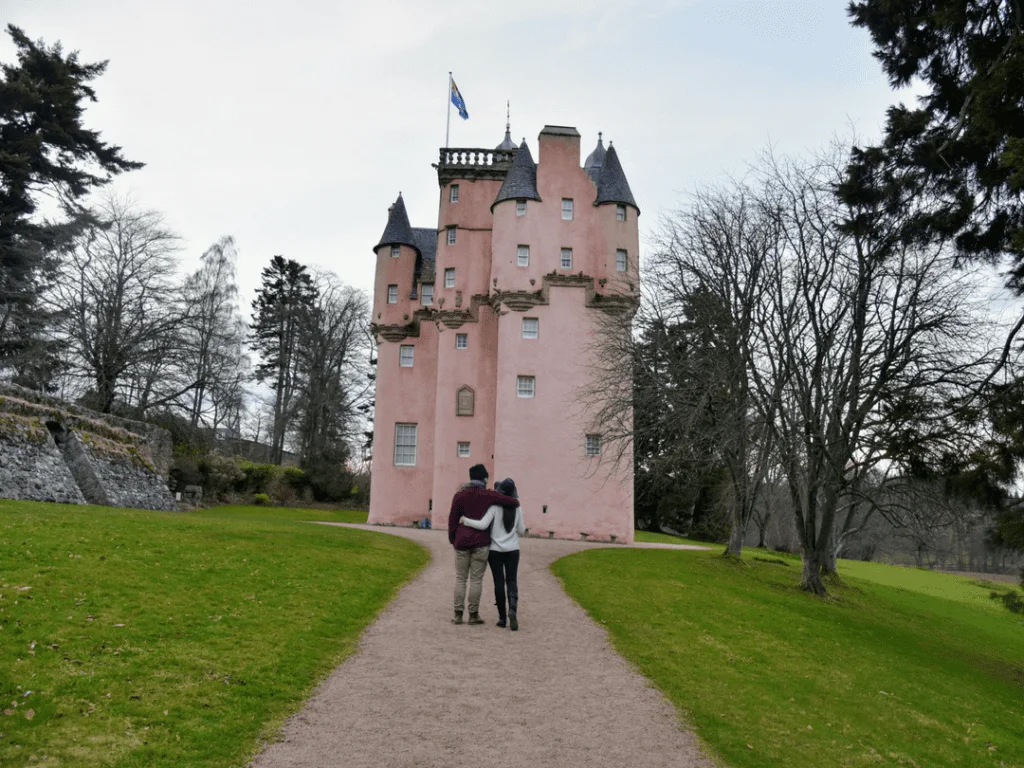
[757,520,769,548]
[800,549,827,595]
[725,514,745,557]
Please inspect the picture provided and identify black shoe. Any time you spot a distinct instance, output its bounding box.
[468,612,485,625]
[509,611,518,631]
[496,618,507,628]
[452,611,464,625]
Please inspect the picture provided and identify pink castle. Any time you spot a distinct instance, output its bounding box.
[368,123,637,543]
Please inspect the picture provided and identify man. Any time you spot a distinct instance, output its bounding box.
[448,463,519,625]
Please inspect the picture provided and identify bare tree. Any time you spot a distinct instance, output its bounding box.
[749,147,995,593]
[49,194,185,413]
[294,272,372,462]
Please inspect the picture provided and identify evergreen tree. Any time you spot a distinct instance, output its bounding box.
[250,256,316,465]
[0,25,141,377]
[845,1,1024,289]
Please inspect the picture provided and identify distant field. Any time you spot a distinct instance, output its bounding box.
[555,545,1024,768]
[0,500,425,767]
[205,505,369,525]
[633,530,719,548]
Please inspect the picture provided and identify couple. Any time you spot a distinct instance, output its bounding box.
[448,463,525,631]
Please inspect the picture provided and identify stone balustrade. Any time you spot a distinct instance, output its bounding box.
[436,147,516,184]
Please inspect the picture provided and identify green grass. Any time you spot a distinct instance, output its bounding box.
[0,500,426,767]
[203,505,368,525]
[554,547,1024,768]
[634,530,718,548]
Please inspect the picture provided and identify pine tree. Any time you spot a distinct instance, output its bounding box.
[250,256,316,464]
[0,25,142,378]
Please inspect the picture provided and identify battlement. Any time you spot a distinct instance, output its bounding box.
[435,147,516,185]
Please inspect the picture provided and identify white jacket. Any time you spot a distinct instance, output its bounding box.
[461,504,525,552]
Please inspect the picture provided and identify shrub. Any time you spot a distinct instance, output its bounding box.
[237,461,280,494]
[200,454,246,499]
[252,493,272,506]
[169,454,202,492]
[302,447,355,503]
[283,466,307,491]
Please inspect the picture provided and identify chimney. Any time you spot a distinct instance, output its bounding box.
[538,125,581,169]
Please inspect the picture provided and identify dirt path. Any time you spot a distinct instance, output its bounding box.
[250,526,715,768]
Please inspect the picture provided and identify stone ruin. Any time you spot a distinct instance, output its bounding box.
[0,382,177,511]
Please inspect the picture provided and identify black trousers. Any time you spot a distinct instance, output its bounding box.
[488,549,520,619]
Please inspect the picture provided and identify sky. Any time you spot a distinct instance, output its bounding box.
[2,0,907,310]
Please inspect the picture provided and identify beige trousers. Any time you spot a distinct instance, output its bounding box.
[453,546,490,614]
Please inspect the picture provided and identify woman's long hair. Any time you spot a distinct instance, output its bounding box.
[497,478,518,534]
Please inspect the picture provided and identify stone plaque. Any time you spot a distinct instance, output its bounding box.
[456,386,474,417]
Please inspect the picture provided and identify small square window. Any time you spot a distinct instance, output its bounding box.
[516,200,527,216]
[516,375,536,398]
[391,245,401,258]
[450,184,460,203]
[560,248,573,269]
[447,227,457,246]
[616,249,628,272]
[399,345,414,367]
[444,268,455,288]
[394,423,417,466]
[456,333,468,349]
[522,317,539,339]
[517,245,530,267]
[586,434,602,456]
[387,284,398,304]
[457,441,471,458]
[420,284,434,305]
[562,199,574,220]
[616,205,626,221]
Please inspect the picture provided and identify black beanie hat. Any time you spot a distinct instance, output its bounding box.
[497,477,518,499]
[469,464,489,482]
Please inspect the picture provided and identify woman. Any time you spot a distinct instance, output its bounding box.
[460,477,524,630]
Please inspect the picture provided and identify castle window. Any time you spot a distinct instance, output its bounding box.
[391,245,401,258]
[457,442,471,458]
[447,227,457,246]
[394,423,418,466]
[517,245,530,267]
[522,317,539,339]
[450,184,460,203]
[586,434,602,456]
[420,284,434,305]
[456,333,468,349]
[456,385,475,416]
[387,284,398,304]
[399,345,414,367]
[616,249,628,272]
[560,248,573,269]
[516,200,527,216]
[562,199,574,220]
[444,268,455,288]
[616,205,626,221]
[517,375,536,398]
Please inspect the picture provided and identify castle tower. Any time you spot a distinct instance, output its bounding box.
[368,123,638,543]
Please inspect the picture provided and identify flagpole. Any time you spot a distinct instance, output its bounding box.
[445,71,452,149]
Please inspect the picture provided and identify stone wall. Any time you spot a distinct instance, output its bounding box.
[0,383,177,511]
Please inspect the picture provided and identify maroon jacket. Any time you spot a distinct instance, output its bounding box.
[448,483,520,550]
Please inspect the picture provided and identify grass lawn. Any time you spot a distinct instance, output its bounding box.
[0,500,427,767]
[634,530,718,548]
[554,547,1024,768]
[203,505,368,525]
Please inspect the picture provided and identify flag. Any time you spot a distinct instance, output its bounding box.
[450,77,469,120]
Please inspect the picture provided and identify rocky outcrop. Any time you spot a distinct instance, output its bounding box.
[0,383,177,511]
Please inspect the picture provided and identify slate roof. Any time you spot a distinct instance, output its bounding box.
[496,126,517,151]
[412,227,437,281]
[492,140,541,210]
[539,125,581,137]
[374,194,418,252]
[594,145,638,213]
[584,134,607,185]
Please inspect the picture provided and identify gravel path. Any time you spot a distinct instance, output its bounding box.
[250,525,715,768]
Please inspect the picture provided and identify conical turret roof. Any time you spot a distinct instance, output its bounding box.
[374,194,419,253]
[594,145,638,213]
[584,133,607,184]
[492,140,541,210]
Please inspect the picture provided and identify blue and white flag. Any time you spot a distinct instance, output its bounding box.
[450,77,469,120]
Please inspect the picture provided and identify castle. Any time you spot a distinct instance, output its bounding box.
[367,123,637,542]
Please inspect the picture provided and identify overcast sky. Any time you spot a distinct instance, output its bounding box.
[4,0,904,309]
